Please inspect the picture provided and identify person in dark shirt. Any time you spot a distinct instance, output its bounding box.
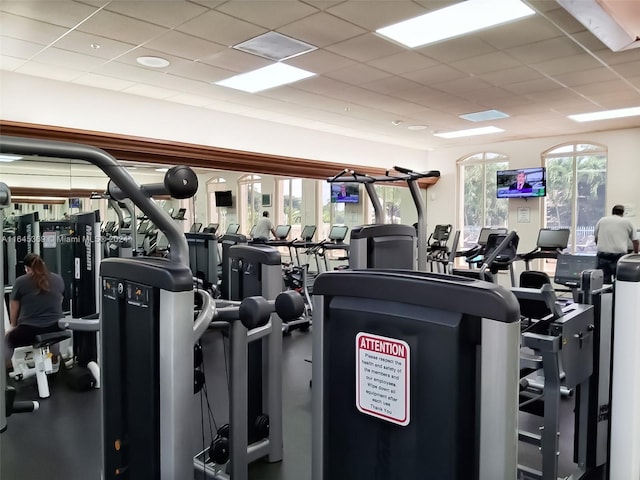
[5,253,65,366]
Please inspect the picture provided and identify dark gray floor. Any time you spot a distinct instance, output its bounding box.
[2,327,596,480]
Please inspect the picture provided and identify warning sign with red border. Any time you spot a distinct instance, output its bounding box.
[356,332,410,426]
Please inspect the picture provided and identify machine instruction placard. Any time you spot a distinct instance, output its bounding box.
[356,332,410,426]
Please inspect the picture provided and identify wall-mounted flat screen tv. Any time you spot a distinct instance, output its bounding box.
[496,167,546,199]
[330,183,360,203]
[214,190,233,207]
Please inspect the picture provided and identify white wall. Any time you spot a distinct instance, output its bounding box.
[0,71,428,170]
[427,127,640,255]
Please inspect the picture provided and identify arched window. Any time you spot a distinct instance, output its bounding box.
[238,174,262,235]
[458,152,509,248]
[544,143,607,254]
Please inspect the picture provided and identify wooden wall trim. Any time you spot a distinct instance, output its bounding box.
[9,187,98,198]
[0,120,438,188]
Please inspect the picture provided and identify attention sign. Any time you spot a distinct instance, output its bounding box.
[356,332,410,426]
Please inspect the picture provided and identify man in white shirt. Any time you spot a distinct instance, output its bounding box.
[252,211,276,243]
[595,204,639,283]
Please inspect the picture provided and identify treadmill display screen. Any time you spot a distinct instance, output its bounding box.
[554,254,598,286]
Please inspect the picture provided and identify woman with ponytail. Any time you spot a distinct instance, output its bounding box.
[5,253,65,367]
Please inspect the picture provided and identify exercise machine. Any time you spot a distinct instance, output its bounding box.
[609,254,640,480]
[195,243,304,478]
[518,228,570,271]
[328,166,440,271]
[1,181,39,449]
[312,269,520,479]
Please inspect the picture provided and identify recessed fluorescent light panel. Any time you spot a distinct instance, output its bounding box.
[376,0,535,48]
[434,126,504,138]
[460,109,510,122]
[0,154,23,162]
[215,63,315,93]
[568,106,640,122]
[234,31,316,61]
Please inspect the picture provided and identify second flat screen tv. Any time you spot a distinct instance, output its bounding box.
[215,190,233,207]
[330,183,359,203]
[496,167,546,199]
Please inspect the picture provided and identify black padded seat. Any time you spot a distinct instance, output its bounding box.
[33,330,72,348]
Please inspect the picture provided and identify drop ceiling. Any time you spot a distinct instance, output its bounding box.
[1,0,639,151]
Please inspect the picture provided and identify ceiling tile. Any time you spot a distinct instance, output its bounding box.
[0,36,45,59]
[185,0,226,8]
[430,76,492,95]
[477,66,544,86]
[176,10,266,47]
[92,60,168,83]
[72,72,136,91]
[552,67,620,87]
[543,7,590,34]
[167,60,234,83]
[393,86,462,107]
[418,37,496,63]
[457,86,518,103]
[609,60,640,78]
[16,60,84,81]
[324,63,391,85]
[478,15,564,50]
[504,76,564,95]
[278,12,366,48]
[401,64,467,85]
[0,54,25,70]
[325,33,404,62]
[52,30,136,59]
[292,76,351,95]
[76,10,167,45]
[31,47,107,70]
[368,51,439,75]
[0,13,69,45]
[104,1,207,28]
[572,79,637,96]
[165,93,215,107]
[285,49,355,74]
[361,75,422,95]
[452,51,522,75]
[122,83,181,99]
[299,0,344,10]
[506,37,585,64]
[144,30,226,61]
[585,91,640,109]
[594,47,640,66]
[199,48,271,73]
[216,1,319,30]
[0,1,97,28]
[570,30,609,53]
[326,1,426,30]
[533,53,603,76]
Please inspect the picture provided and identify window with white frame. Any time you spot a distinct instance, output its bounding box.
[206,176,227,231]
[238,174,262,235]
[458,152,509,248]
[368,185,403,224]
[279,178,302,239]
[321,181,345,239]
[544,143,607,254]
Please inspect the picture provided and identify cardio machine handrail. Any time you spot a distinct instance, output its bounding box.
[480,230,519,277]
[0,136,190,267]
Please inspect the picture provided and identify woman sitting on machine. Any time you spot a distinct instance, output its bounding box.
[4,253,65,371]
